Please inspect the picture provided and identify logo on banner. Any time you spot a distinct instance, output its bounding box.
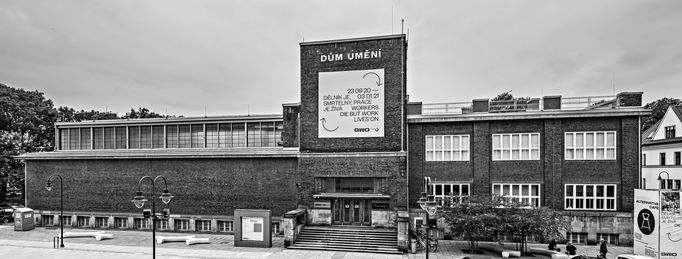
[638,209,655,235]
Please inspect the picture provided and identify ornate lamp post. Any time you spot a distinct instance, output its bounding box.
[45,174,65,248]
[131,176,173,259]
[417,177,439,259]
[658,171,670,189]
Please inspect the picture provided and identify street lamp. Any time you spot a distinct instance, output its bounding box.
[45,174,65,248]
[132,175,173,259]
[658,171,671,189]
[417,177,439,259]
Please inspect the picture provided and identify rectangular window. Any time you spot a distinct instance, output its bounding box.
[115,127,126,149]
[156,219,168,230]
[431,182,470,206]
[41,215,54,226]
[643,154,646,166]
[676,152,681,166]
[597,233,619,245]
[272,222,281,234]
[275,121,283,146]
[139,126,152,149]
[174,219,190,231]
[93,128,104,149]
[565,184,616,210]
[217,220,233,232]
[166,125,178,148]
[134,218,150,229]
[232,123,246,147]
[190,124,204,148]
[152,125,164,149]
[80,128,91,150]
[95,217,108,228]
[261,122,276,147]
[76,216,90,227]
[69,127,79,150]
[103,127,115,149]
[206,124,219,148]
[492,133,540,160]
[492,183,541,207]
[565,131,616,160]
[196,220,211,232]
[128,126,140,149]
[114,217,128,228]
[247,122,262,147]
[666,126,676,139]
[660,178,682,189]
[62,216,72,226]
[661,153,666,166]
[59,129,70,150]
[566,232,588,244]
[425,135,470,161]
[178,125,191,148]
[218,123,232,148]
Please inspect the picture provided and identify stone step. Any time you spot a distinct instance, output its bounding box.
[295,237,397,246]
[288,243,402,254]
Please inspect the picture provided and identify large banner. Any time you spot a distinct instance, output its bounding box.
[634,189,660,258]
[660,191,682,258]
[318,69,384,138]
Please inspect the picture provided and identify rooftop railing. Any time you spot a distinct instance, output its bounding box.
[560,95,616,110]
[422,102,473,115]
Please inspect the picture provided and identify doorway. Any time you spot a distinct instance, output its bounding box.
[332,199,371,225]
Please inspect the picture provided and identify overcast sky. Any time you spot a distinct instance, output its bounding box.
[2,0,681,116]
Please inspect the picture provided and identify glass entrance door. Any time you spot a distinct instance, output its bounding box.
[332,199,371,225]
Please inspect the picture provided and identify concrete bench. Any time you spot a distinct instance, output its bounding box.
[185,237,211,245]
[59,231,113,241]
[156,235,195,244]
[478,244,521,258]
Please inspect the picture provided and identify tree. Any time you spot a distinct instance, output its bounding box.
[492,91,514,101]
[642,97,682,131]
[0,83,57,200]
[57,106,118,122]
[122,107,164,119]
[442,195,502,251]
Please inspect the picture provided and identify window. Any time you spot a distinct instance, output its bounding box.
[676,152,681,166]
[93,128,104,149]
[152,125,164,149]
[272,222,281,234]
[166,125,178,148]
[115,127,126,149]
[232,123,246,147]
[104,127,115,149]
[95,217,108,228]
[134,218,150,229]
[156,219,168,230]
[566,232,588,244]
[76,216,90,227]
[261,122,276,147]
[565,184,616,210]
[492,183,540,207]
[661,153,666,165]
[492,133,540,160]
[666,126,676,139]
[62,216,72,226]
[190,124,204,148]
[275,121,284,146]
[643,154,646,166]
[41,215,54,226]
[196,220,212,232]
[218,123,232,148]
[80,128,91,150]
[69,127,79,150]
[128,126,140,149]
[565,132,616,160]
[174,219,190,231]
[426,135,470,161]
[597,233,619,245]
[660,179,681,190]
[217,220,233,232]
[413,217,424,228]
[206,124,219,148]
[114,217,128,228]
[140,126,152,149]
[431,182,470,206]
[178,125,191,148]
[59,129,69,150]
[335,178,373,193]
[247,122,262,147]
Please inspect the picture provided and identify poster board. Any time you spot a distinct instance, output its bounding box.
[234,209,271,248]
[634,189,682,259]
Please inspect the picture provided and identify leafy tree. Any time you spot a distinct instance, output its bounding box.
[442,195,502,251]
[0,83,57,200]
[122,107,165,119]
[57,106,119,122]
[492,91,514,101]
[642,97,682,131]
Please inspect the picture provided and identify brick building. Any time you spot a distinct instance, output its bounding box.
[20,34,648,247]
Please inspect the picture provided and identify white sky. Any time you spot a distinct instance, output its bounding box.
[1,0,681,116]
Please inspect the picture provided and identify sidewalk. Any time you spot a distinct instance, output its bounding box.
[0,225,633,259]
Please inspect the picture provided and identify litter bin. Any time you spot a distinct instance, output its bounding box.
[410,239,417,254]
[14,208,34,231]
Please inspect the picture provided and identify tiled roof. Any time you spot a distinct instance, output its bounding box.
[673,105,682,121]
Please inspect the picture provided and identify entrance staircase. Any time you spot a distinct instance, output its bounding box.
[288,225,401,254]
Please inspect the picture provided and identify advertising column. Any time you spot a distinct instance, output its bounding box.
[634,189,660,258]
[660,191,682,258]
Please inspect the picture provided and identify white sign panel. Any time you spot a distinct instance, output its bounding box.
[318,69,384,138]
[634,189,660,258]
[660,191,682,259]
[242,216,264,241]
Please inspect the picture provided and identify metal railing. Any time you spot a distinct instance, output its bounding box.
[561,95,616,110]
[488,98,541,113]
[418,95,619,115]
[421,102,472,115]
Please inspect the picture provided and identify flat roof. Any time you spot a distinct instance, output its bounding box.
[300,34,406,46]
[56,114,283,127]
[18,147,299,160]
[408,107,651,123]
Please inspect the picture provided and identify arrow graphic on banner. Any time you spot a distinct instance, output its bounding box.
[320,118,339,132]
[363,72,383,86]
[668,233,681,242]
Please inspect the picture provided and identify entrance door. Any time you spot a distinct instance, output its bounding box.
[332,199,371,225]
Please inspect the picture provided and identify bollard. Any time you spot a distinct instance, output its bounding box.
[411,239,417,254]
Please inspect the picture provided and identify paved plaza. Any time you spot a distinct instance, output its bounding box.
[0,225,634,259]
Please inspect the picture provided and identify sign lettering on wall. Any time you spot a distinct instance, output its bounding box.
[318,69,384,138]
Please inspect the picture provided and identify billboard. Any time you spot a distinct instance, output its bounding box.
[318,69,384,138]
[660,191,682,258]
[634,189,682,259]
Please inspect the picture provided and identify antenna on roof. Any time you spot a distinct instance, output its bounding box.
[612,72,616,96]
[391,6,394,34]
[401,19,404,34]
[204,105,207,118]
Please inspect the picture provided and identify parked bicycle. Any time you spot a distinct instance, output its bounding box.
[409,228,438,252]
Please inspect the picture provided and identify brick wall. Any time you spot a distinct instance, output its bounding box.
[299,36,407,152]
[26,158,299,216]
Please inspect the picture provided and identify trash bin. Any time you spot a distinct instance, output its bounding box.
[14,208,34,231]
[410,239,417,254]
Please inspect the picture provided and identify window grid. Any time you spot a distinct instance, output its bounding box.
[41,215,54,226]
[676,152,681,166]
[115,127,126,149]
[597,233,619,245]
[69,128,79,150]
[272,222,281,234]
[114,217,127,228]
[492,133,540,160]
[217,220,234,232]
[128,126,140,149]
[174,219,190,231]
[95,217,108,228]
[492,183,541,207]
[665,126,676,139]
[565,131,616,160]
[166,125,178,148]
[62,216,72,226]
[140,126,152,149]
[80,128,91,150]
[566,232,588,244]
[134,218,150,229]
[660,179,682,189]
[425,135,470,161]
[152,125,164,149]
[206,124,219,148]
[76,216,90,227]
[196,220,212,232]
[178,125,191,148]
[156,219,169,230]
[190,124,204,148]
[564,184,616,210]
[431,183,470,206]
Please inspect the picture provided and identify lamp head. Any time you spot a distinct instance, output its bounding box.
[425,200,439,215]
[45,180,53,192]
[131,191,148,209]
[160,189,173,204]
[417,192,427,210]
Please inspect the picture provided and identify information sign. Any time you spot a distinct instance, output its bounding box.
[242,216,264,241]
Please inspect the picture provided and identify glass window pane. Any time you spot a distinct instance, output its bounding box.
[522,185,529,196]
[566,149,574,160]
[493,135,500,149]
[512,185,520,196]
[115,127,126,149]
[586,186,594,197]
[576,133,584,147]
[80,128,91,150]
[502,135,510,148]
[462,150,470,161]
[206,124,219,148]
[462,185,469,195]
[139,126,151,149]
[178,125,190,148]
[565,133,573,148]
[444,136,452,149]
[493,150,501,160]
[566,185,573,196]
[596,186,604,197]
[191,124,204,148]
[261,122,275,147]
[232,123,246,147]
[596,133,605,147]
[606,148,615,159]
[68,128,79,150]
[522,134,530,148]
[503,150,510,160]
[94,128,104,149]
[275,121,283,147]
[576,185,583,196]
[531,150,539,160]
[152,126,164,149]
[218,123,231,148]
[426,136,434,150]
[434,136,442,149]
[503,185,510,196]
[586,149,595,159]
[435,184,443,195]
[166,125,178,148]
[104,127,115,149]
[127,127,138,149]
[531,134,539,148]
[444,185,451,195]
[493,185,500,195]
[586,133,594,148]
[247,122,261,147]
[462,136,469,150]
[532,185,539,196]
[512,134,520,148]
[606,132,615,147]
[512,150,520,160]
[426,151,434,161]
[522,150,530,160]
[444,150,452,160]
[607,186,615,197]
